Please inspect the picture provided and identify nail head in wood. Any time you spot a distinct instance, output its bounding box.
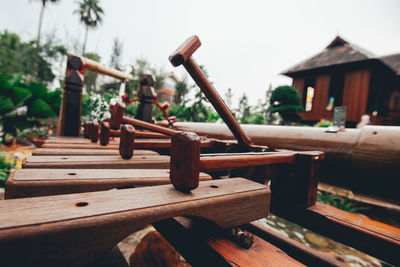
[170,131,201,192]
[119,124,135,159]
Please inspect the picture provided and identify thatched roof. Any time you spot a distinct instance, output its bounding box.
[282,36,377,76]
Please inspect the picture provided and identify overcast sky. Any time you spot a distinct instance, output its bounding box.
[1,0,399,106]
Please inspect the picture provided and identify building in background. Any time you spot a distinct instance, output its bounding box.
[282,36,400,126]
[157,72,179,104]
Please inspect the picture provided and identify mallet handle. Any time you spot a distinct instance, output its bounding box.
[199,153,295,171]
[122,116,177,136]
[109,128,169,139]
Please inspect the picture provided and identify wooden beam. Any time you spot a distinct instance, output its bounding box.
[32,148,159,156]
[22,155,170,169]
[82,56,133,81]
[271,201,400,264]
[245,221,348,267]
[154,217,305,267]
[5,169,211,198]
[0,178,270,267]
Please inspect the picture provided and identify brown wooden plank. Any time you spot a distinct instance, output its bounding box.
[43,138,119,144]
[0,178,270,267]
[271,201,400,264]
[41,138,215,150]
[23,155,170,169]
[245,221,348,267]
[154,217,305,267]
[6,169,211,198]
[32,148,159,156]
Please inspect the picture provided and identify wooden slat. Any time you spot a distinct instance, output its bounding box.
[6,169,211,198]
[0,178,270,267]
[32,148,159,156]
[23,155,170,169]
[245,221,348,267]
[271,201,400,264]
[43,139,119,144]
[154,217,305,267]
[41,138,215,150]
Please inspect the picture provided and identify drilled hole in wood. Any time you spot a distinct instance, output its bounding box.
[68,173,77,175]
[210,185,219,188]
[76,202,88,207]
[373,131,378,135]
[61,157,68,160]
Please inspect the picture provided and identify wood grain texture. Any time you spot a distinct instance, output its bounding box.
[170,132,201,192]
[32,148,159,156]
[246,221,347,267]
[154,217,305,267]
[6,169,211,198]
[0,178,270,267]
[199,153,295,171]
[272,201,400,264]
[23,155,170,169]
[43,138,119,145]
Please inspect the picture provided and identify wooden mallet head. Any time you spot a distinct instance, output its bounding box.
[170,131,201,193]
[83,121,90,138]
[88,122,100,143]
[99,121,111,146]
[119,124,135,159]
[169,35,201,67]
[110,102,126,130]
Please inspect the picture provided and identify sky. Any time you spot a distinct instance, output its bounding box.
[1,0,400,106]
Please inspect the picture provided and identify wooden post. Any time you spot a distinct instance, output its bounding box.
[58,55,84,136]
[270,152,322,207]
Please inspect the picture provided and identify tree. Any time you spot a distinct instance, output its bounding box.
[269,85,304,125]
[224,88,233,110]
[0,30,66,84]
[35,0,60,45]
[109,37,123,71]
[175,78,189,104]
[238,93,251,123]
[75,0,104,55]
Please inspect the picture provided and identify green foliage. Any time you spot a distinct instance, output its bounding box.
[0,30,66,84]
[0,71,60,140]
[81,92,117,123]
[269,85,304,125]
[0,150,16,187]
[317,191,369,213]
[314,119,332,127]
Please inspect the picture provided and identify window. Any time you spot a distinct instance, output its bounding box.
[327,72,345,111]
[302,77,315,112]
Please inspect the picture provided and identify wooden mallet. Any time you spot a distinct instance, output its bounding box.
[170,131,295,193]
[169,36,252,148]
[87,122,100,143]
[109,102,177,136]
[100,121,168,146]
